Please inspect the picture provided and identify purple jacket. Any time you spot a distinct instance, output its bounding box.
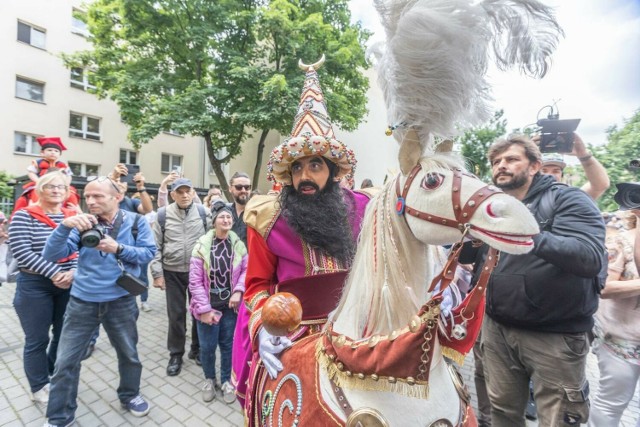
[189,230,248,321]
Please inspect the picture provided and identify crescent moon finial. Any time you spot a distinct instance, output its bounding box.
[298,54,326,72]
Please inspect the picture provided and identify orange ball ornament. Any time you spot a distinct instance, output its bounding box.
[262,292,303,337]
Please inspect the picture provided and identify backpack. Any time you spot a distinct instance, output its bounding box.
[156,204,207,241]
[529,182,568,231]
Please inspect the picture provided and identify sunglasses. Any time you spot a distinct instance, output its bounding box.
[87,176,121,194]
[233,184,251,191]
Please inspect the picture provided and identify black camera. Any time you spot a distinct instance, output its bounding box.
[614,182,640,211]
[537,118,581,153]
[80,223,108,248]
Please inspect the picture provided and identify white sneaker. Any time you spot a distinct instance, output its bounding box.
[141,302,152,312]
[221,381,236,404]
[202,379,215,402]
[32,383,49,405]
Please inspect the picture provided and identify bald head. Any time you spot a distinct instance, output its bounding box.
[84,178,123,219]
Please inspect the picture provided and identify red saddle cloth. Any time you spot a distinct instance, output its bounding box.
[247,335,344,427]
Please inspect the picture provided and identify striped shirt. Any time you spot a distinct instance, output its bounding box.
[8,210,77,278]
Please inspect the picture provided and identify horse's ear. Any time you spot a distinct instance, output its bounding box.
[398,129,423,175]
[435,139,454,153]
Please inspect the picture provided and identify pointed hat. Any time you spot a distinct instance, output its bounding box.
[267,55,356,185]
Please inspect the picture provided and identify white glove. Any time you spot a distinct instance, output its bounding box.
[258,328,292,379]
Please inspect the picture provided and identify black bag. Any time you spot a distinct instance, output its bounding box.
[112,213,147,296]
[116,261,148,296]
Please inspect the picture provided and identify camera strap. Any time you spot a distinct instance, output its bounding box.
[108,210,125,240]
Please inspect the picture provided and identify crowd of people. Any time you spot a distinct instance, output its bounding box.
[0,68,638,427]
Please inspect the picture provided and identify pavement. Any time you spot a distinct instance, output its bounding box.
[1,282,638,426]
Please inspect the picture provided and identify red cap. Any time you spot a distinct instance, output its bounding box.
[36,137,67,152]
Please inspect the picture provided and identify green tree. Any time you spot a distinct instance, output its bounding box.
[582,110,640,211]
[457,110,507,181]
[0,171,13,200]
[64,0,370,198]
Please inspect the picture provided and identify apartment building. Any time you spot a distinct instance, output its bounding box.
[0,1,396,194]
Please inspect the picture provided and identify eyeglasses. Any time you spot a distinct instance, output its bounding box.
[42,184,69,191]
[233,185,251,191]
[87,176,121,194]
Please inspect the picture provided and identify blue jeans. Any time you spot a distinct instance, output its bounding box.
[13,272,70,393]
[87,263,149,348]
[46,295,142,426]
[197,307,237,383]
[138,262,149,303]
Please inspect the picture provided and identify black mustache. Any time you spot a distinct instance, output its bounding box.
[297,180,320,192]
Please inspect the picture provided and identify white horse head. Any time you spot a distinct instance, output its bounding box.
[332,146,538,339]
[312,145,538,426]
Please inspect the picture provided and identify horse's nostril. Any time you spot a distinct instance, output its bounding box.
[486,201,499,218]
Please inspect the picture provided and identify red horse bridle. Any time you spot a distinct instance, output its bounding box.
[394,163,501,313]
[395,164,503,233]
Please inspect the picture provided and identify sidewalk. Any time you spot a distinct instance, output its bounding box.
[1,283,638,426]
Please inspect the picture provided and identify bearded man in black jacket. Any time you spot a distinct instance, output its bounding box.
[461,135,606,427]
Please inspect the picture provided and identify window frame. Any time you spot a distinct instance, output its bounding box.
[70,67,96,91]
[15,76,45,103]
[13,131,42,156]
[119,149,139,165]
[17,20,46,49]
[68,162,100,177]
[69,112,102,141]
[161,153,183,174]
[71,9,90,37]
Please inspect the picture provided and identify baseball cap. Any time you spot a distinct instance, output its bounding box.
[541,153,566,169]
[171,178,194,191]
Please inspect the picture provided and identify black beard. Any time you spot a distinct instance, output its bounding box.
[234,194,249,205]
[492,170,529,191]
[279,180,356,264]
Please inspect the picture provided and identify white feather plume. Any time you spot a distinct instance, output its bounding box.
[370,0,563,150]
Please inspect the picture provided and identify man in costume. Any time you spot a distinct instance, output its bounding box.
[235,58,372,416]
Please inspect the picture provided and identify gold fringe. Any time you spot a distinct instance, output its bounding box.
[316,341,430,399]
[441,346,466,366]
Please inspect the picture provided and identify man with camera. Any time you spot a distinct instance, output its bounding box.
[538,132,610,200]
[461,135,606,426]
[150,178,211,377]
[41,176,156,426]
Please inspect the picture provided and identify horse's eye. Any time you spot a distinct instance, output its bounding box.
[421,173,444,190]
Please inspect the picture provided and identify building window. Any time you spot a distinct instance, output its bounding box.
[68,162,99,177]
[71,9,89,37]
[17,21,46,49]
[70,67,95,91]
[16,76,44,102]
[161,154,182,173]
[14,132,41,155]
[119,149,138,164]
[69,112,101,141]
[163,128,183,136]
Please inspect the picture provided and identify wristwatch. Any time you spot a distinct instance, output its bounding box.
[137,188,147,192]
[116,244,125,255]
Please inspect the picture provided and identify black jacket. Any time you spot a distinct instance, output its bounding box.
[460,174,607,333]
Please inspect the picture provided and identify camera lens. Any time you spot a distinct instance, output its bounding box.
[81,230,102,248]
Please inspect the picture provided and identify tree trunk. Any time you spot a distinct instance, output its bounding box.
[204,133,232,201]
[252,129,271,190]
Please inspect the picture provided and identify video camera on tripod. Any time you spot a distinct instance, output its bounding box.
[535,104,581,153]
